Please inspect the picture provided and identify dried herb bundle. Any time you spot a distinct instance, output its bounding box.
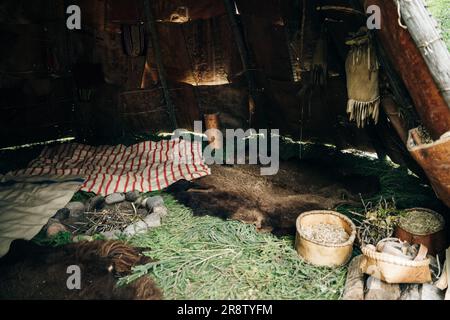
[399,210,444,235]
[351,197,402,246]
[67,203,145,235]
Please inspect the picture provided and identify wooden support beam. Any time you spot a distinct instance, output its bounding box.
[362,0,450,139]
[342,255,365,300]
[435,264,447,290]
[316,6,364,16]
[365,276,401,300]
[373,39,417,127]
[400,284,420,300]
[397,0,450,109]
[381,96,409,144]
[421,283,445,300]
[446,247,450,300]
[223,0,262,128]
[143,0,178,130]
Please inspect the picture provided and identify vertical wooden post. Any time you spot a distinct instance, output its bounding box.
[398,0,450,109]
[223,0,261,128]
[143,0,178,130]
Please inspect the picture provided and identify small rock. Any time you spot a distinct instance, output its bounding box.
[105,192,126,205]
[65,201,85,218]
[144,213,162,228]
[73,235,94,243]
[145,196,164,210]
[86,195,105,211]
[46,222,68,237]
[46,218,59,227]
[153,205,168,218]
[137,208,149,217]
[52,208,70,221]
[125,191,140,202]
[138,197,148,207]
[123,221,149,237]
[123,213,161,236]
[100,230,122,240]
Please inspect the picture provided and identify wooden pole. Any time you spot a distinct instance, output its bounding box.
[223,0,261,128]
[400,284,420,300]
[397,0,450,109]
[381,96,409,144]
[361,0,450,139]
[446,247,450,300]
[342,255,365,300]
[365,276,401,300]
[143,0,178,130]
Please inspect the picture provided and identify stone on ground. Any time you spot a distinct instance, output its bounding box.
[46,222,68,237]
[52,208,70,221]
[86,195,105,211]
[65,201,85,218]
[145,196,164,210]
[100,230,122,240]
[123,213,161,236]
[125,191,140,202]
[153,205,168,218]
[105,193,126,205]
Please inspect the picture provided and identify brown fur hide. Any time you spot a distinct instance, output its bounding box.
[0,240,162,300]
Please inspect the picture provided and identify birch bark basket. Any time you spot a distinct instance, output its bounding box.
[397,0,450,110]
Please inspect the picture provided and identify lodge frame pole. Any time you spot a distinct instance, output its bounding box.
[143,0,178,130]
[397,0,450,110]
[223,0,261,127]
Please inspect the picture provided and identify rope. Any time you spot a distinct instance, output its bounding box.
[396,0,409,29]
[417,35,443,55]
[396,0,417,30]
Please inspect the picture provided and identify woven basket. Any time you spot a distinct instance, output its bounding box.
[360,246,432,284]
[295,210,356,267]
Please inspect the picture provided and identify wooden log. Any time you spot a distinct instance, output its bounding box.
[421,283,445,300]
[342,255,365,300]
[143,0,178,130]
[435,264,447,290]
[397,0,450,109]
[381,96,409,144]
[446,247,450,300]
[375,40,417,126]
[364,0,450,139]
[223,0,263,128]
[315,5,364,16]
[365,276,401,300]
[400,284,421,300]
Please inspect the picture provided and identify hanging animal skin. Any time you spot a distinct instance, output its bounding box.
[345,34,380,128]
[312,27,328,88]
[122,23,146,57]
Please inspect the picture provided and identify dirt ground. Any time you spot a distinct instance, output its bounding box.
[168,160,380,235]
[0,240,162,300]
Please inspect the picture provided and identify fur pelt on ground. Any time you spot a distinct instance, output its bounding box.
[0,240,162,300]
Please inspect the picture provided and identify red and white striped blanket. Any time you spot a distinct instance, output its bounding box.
[12,139,210,195]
